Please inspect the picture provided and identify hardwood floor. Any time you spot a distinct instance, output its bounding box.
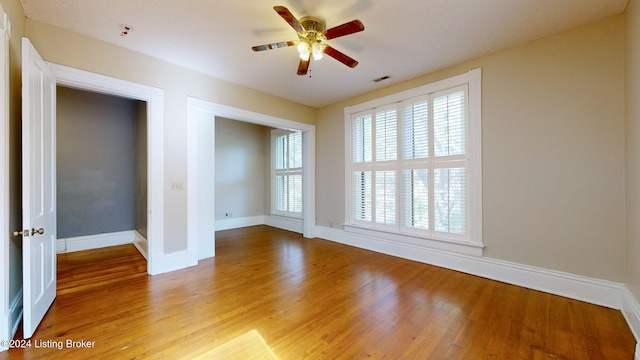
[1,225,636,359]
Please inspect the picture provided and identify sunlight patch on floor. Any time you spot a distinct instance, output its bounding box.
[192,329,278,360]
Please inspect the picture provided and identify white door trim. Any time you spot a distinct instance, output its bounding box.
[187,97,316,261]
[0,3,11,348]
[47,63,165,275]
[21,37,57,339]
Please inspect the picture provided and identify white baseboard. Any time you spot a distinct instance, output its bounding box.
[9,289,21,341]
[315,226,623,309]
[57,230,137,253]
[133,231,148,260]
[0,288,17,352]
[264,215,303,234]
[215,216,265,231]
[214,215,304,234]
[622,286,640,344]
[149,250,196,275]
[0,311,6,352]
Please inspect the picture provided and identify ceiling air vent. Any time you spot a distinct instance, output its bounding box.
[373,75,390,83]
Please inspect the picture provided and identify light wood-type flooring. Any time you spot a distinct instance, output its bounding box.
[0,225,636,359]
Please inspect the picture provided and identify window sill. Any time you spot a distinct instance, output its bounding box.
[343,224,484,257]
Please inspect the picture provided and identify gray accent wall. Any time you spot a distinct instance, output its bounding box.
[57,86,145,238]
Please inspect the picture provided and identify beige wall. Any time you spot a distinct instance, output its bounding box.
[23,19,316,253]
[1,0,634,297]
[317,15,626,282]
[214,118,269,220]
[626,0,640,300]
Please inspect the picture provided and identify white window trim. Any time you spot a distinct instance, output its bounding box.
[271,129,303,218]
[344,68,483,256]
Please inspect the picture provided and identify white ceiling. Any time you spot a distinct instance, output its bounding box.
[21,0,628,108]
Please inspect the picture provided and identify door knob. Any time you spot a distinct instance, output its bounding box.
[12,229,29,237]
[30,228,45,236]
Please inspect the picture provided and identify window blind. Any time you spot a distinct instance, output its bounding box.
[375,108,397,162]
[353,114,372,163]
[352,171,372,222]
[350,84,470,241]
[434,90,466,157]
[273,130,303,217]
[402,98,429,160]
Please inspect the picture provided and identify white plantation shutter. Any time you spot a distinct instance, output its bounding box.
[275,175,286,211]
[353,171,372,222]
[400,97,430,233]
[273,130,303,217]
[402,98,429,160]
[375,108,397,162]
[289,132,302,168]
[351,111,373,225]
[434,88,466,157]
[434,166,467,234]
[347,69,481,251]
[353,114,372,163]
[349,82,472,242]
[288,174,302,213]
[375,170,396,225]
[275,135,286,170]
[401,169,429,230]
[432,86,468,237]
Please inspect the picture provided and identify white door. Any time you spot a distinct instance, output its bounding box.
[21,37,56,339]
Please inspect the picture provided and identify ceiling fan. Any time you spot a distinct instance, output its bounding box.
[252,6,365,75]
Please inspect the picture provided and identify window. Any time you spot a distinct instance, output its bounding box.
[272,130,302,217]
[346,69,482,251]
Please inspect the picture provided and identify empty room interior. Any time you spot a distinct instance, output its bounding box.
[1,0,640,359]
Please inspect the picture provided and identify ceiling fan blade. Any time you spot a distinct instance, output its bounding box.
[324,45,359,68]
[297,58,310,75]
[274,6,305,34]
[324,19,365,40]
[252,41,296,52]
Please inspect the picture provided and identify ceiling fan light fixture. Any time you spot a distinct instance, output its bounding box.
[297,41,311,60]
[312,43,325,60]
[252,6,365,75]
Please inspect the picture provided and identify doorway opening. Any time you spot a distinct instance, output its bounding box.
[49,63,165,275]
[213,118,305,234]
[187,98,316,261]
[56,86,148,259]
